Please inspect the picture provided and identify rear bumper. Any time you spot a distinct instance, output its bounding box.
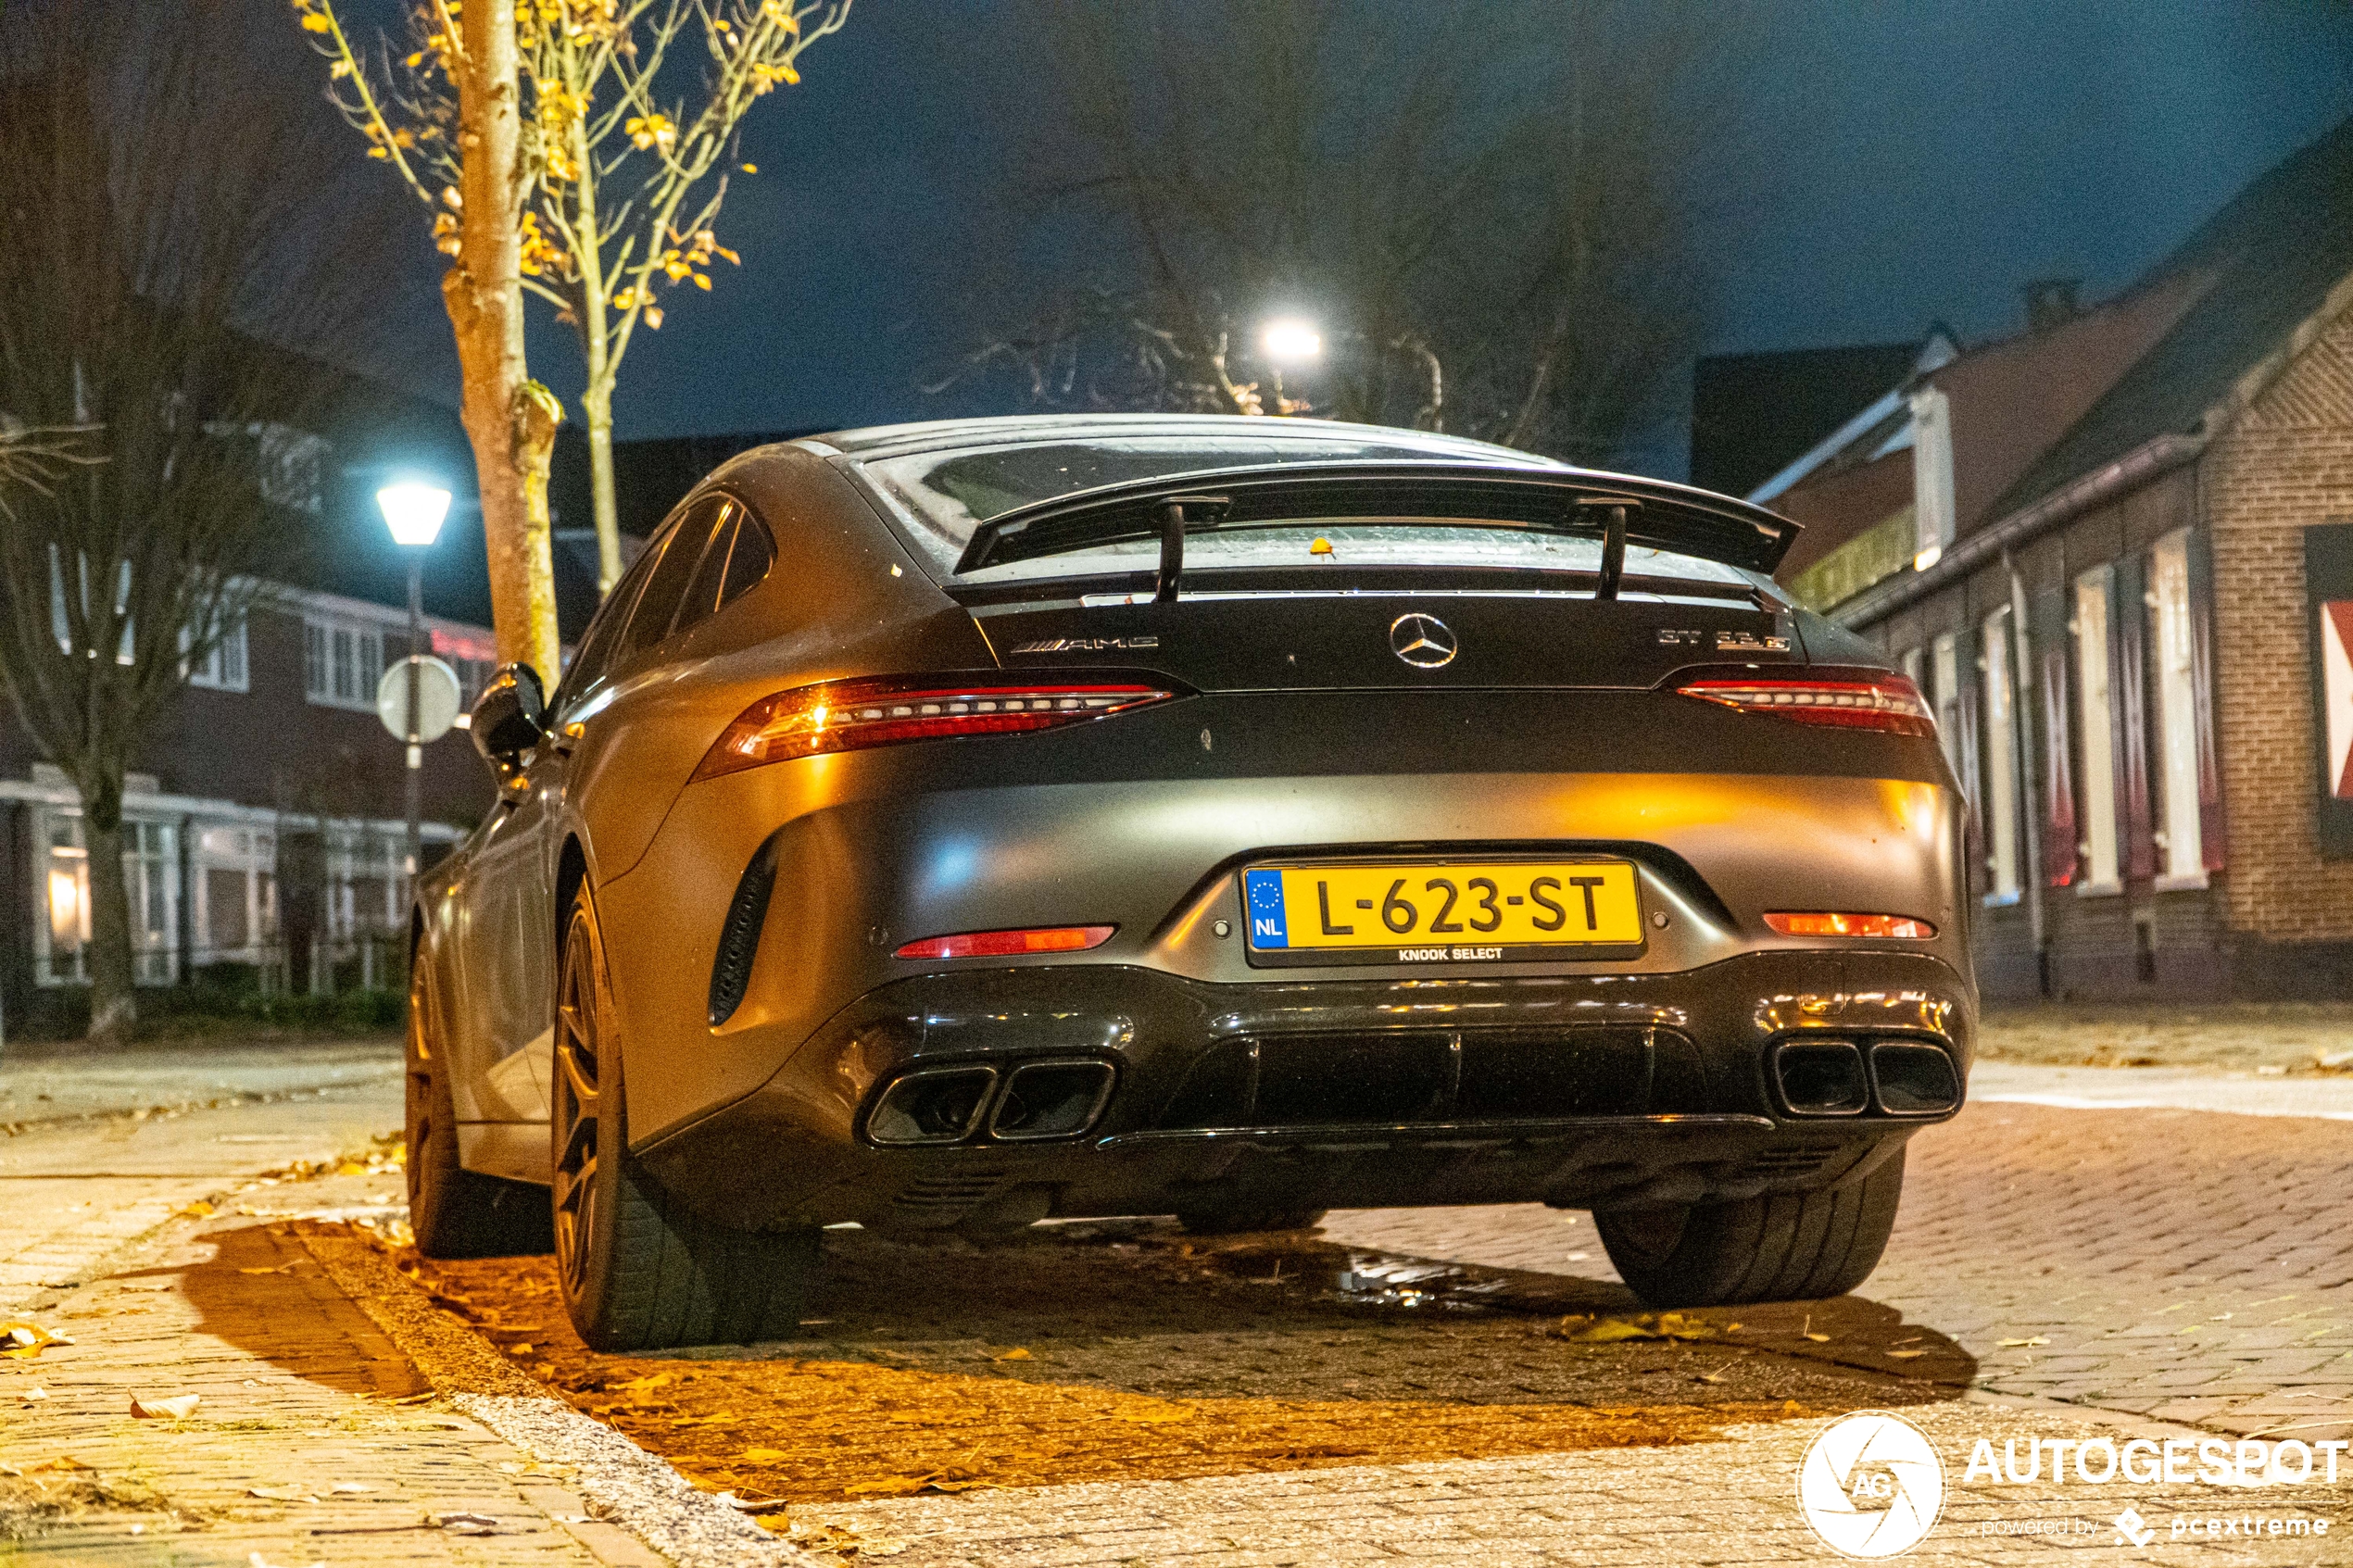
[636,947,1970,1231]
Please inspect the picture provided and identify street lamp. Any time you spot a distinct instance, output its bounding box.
[1258,318,1322,416]
[378,483,450,886]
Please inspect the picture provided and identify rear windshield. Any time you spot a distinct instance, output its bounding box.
[858,434,1539,569]
[852,435,1751,595]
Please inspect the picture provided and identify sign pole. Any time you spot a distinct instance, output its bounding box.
[405,556,424,890]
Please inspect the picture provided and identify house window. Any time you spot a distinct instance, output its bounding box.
[303,613,385,710]
[184,608,249,693]
[1982,606,2021,903]
[2149,530,2206,886]
[1909,384,1956,571]
[35,809,180,986]
[193,823,277,966]
[1931,633,1963,780]
[2073,565,2121,893]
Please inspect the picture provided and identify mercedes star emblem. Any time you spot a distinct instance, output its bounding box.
[1390,612,1458,669]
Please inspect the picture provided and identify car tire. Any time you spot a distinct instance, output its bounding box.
[1175,1207,1328,1236]
[550,883,820,1351]
[406,949,553,1259]
[1593,1148,1906,1308]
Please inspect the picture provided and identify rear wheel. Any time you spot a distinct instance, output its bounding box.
[1594,1148,1906,1307]
[551,884,820,1351]
[1176,1206,1328,1236]
[405,949,552,1258]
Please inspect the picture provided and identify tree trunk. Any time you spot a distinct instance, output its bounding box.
[78,766,137,1046]
[446,0,562,686]
[586,383,621,597]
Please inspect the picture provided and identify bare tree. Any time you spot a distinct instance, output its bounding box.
[0,0,402,1043]
[937,0,1727,468]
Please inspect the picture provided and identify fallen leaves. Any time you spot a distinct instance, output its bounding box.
[842,1465,988,1497]
[177,1200,215,1219]
[988,1347,1031,1361]
[130,1393,201,1420]
[1111,1399,1195,1424]
[1556,1311,1717,1344]
[1996,1336,2051,1348]
[2,1322,73,1358]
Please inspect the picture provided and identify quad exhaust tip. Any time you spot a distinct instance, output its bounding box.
[866,1060,1116,1147]
[1772,1037,1957,1118]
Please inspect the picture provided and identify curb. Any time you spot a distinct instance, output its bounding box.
[299,1224,832,1568]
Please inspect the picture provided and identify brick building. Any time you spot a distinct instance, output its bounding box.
[0,393,638,1039]
[1703,122,2353,1006]
[1708,118,2353,1000]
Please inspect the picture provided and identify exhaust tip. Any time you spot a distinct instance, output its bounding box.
[990,1060,1116,1141]
[1773,1039,1869,1116]
[1869,1041,1960,1114]
[867,1067,999,1146]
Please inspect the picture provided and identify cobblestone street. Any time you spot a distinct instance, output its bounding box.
[6,1036,2353,1563]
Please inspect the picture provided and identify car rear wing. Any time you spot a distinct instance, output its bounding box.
[950,462,1803,587]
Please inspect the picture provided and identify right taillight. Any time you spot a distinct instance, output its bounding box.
[1675,665,1933,738]
[694,674,1178,781]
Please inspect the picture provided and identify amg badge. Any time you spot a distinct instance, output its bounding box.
[1009,635,1162,654]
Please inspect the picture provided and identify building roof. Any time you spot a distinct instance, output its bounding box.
[1691,342,1934,500]
[1986,114,2353,520]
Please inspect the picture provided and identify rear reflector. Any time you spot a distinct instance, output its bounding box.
[1765,911,1937,939]
[694,676,1177,781]
[1676,666,1933,737]
[895,925,1116,960]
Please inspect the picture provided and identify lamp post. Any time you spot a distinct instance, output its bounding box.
[1258,317,1322,415]
[378,483,452,889]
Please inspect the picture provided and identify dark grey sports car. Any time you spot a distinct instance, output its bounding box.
[406,414,1970,1351]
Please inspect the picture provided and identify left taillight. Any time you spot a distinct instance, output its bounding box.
[1674,665,1934,738]
[693,675,1179,782]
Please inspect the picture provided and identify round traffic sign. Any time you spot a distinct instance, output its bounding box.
[377,654,464,745]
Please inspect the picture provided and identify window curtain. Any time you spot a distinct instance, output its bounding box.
[2035,587,2078,887]
[2111,555,2157,882]
[2187,527,2227,872]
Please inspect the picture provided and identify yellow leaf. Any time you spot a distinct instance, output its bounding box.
[740,162,758,174]
[301,11,333,31]
[645,307,663,329]
[338,1162,366,1176]
[330,58,352,79]
[1113,1400,1193,1424]
[988,1347,1029,1361]
[742,1447,789,1463]
[693,273,711,291]
[178,1200,214,1218]
[130,1393,201,1420]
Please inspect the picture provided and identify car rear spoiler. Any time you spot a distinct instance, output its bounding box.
[951,461,1802,584]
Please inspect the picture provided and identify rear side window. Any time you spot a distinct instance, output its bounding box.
[557,521,671,709]
[674,501,741,639]
[622,495,730,658]
[673,499,774,636]
[720,509,774,604]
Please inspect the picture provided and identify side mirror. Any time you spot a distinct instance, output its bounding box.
[470,662,547,784]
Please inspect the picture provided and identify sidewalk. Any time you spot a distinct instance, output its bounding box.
[1981,1000,2353,1073]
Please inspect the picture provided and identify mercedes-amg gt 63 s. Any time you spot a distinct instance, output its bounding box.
[406,414,1971,1350]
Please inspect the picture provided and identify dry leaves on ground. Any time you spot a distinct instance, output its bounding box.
[1556,1311,1717,1344]
[129,1393,201,1420]
[1,1322,73,1358]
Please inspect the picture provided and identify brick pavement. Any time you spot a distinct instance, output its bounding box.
[0,1054,663,1566]
[1323,1098,2353,1442]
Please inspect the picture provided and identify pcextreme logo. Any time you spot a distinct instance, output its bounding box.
[1797,1411,1947,1559]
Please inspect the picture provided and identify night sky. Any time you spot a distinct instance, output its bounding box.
[349,0,2353,479]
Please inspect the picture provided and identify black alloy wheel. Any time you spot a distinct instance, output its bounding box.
[550,882,822,1351]
[406,947,550,1258]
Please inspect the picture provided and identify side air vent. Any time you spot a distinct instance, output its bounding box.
[708,834,783,1026]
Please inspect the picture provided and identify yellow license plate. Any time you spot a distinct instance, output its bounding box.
[1242,860,1643,962]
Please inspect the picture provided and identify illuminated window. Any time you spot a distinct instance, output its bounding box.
[303,611,386,710]
[35,809,179,986]
[2073,565,2120,892]
[1931,633,1962,779]
[184,608,248,693]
